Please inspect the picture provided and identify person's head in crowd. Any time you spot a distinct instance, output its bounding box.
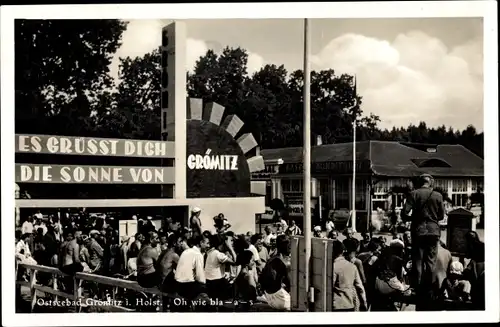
[177,234,190,252]
[202,230,212,239]
[251,233,264,251]
[264,226,272,236]
[64,229,75,242]
[344,238,360,259]
[361,232,370,242]
[244,232,253,244]
[276,234,291,257]
[136,233,145,243]
[20,233,31,243]
[403,231,412,246]
[345,228,354,239]
[159,233,168,246]
[465,231,480,256]
[35,227,44,237]
[89,229,100,240]
[74,230,83,243]
[367,240,382,255]
[209,233,228,252]
[290,219,297,227]
[189,234,210,252]
[328,230,339,241]
[15,230,22,243]
[191,207,201,218]
[26,216,34,223]
[332,240,345,260]
[378,236,387,247]
[313,226,322,237]
[233,234,250,254]
[389,239,405,258]
[144,231,160,248]
[269,234,277,250]
[167,233,183,252]
[449,260,464,278]
[420,173,433,188]
[237,249,255,270]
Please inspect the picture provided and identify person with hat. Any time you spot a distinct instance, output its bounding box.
[402,173,446,311]
[189,207,203,239]
[88,230,104,274]
[313,226,324,238]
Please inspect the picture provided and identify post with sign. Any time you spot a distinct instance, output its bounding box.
[161,22,187,199]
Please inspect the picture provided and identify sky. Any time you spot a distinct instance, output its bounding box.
[110,18,484,131]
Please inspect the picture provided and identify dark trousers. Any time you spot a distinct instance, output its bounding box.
[206,278,230,301]
[176,281,206,300]
[412,235,439,310]
[137,271,162,289]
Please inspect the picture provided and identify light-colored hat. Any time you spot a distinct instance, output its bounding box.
[450,261,464,275]
[89,230,100,236]
[314,226,322,232]
[147,216,152,220]
[132,215,137,220]
[192,207,201,213]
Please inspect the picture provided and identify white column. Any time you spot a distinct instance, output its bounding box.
[162,21,187,199]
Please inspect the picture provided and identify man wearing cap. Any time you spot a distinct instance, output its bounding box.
[402,173,445,310]
[190,207,202,239]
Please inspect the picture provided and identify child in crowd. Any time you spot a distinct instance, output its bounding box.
[441,261,472,302]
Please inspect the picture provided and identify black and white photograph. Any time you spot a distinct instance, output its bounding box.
[1,1,498,326]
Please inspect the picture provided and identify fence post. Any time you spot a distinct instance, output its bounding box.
[30,269,37,313]
[53,275,59,302]
[322,240,328,312]
[73,276,80,312]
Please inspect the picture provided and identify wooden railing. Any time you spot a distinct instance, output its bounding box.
[15,262,169,313]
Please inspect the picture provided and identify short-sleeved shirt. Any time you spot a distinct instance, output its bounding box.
[205,248,231,280]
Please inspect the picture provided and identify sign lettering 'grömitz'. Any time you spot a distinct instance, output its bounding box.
[184,99,265,198]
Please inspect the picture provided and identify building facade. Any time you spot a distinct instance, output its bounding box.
[253,141,484,230]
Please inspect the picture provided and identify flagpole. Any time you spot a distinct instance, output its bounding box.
[351,76,357,232]
[303,17,312,312]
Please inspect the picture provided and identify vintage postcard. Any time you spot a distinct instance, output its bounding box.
[1,1,498,326]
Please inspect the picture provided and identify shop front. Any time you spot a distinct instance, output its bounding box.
[257,140,484,232]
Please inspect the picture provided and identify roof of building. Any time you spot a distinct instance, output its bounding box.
[260,140,483,177]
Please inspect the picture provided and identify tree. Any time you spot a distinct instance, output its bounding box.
[15,19,127,136]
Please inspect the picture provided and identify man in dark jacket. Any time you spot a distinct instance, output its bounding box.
[402,173,445,310]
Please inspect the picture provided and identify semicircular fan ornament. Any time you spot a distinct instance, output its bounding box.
[186,98,267,196]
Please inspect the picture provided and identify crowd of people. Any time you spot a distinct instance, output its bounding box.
[15,175,485,312]
[15,208,295,312]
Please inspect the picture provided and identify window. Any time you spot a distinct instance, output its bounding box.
[372,179,409,211]
[282,179,303,194]
[374,180,390,194]
[318,178,331,209]
[451,179,469,207]
[372,194,388,211]
[335,178,349,210]
[434,179,449,191]
[355,179,367,210]
[265,181,272,206]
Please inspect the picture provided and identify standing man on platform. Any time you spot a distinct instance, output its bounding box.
[402,173,445,311]
[190,207,203,239]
